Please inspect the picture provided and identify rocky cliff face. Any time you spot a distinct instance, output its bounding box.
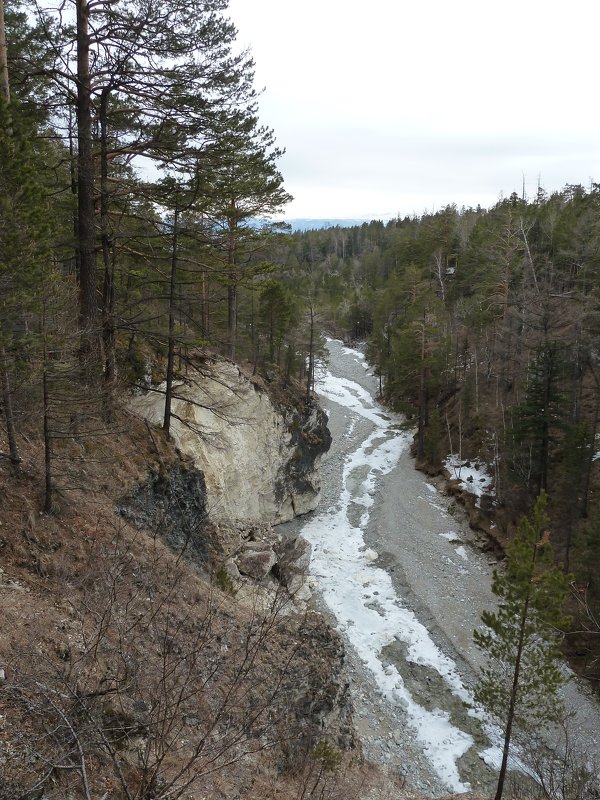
[117,462,210,562]
[130,359,331,526]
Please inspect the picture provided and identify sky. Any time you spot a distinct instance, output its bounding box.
[227,0,600,221]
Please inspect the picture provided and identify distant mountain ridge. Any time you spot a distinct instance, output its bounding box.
[287,218,371,232]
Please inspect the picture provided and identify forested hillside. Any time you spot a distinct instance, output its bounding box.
[0,0,327,495]
[268,191,600,682]
[1,5,364,796]
[2,0,599,752]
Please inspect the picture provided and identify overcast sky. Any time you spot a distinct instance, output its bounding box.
[227,0,600,221]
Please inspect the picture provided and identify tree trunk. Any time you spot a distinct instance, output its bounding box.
[306,301,315,402]
[227,282,236,359]
[200,270,209,339]
[43,362,52,513]
[1,346,20,464]
[0,0,10,103]
[76,0,98,352]
[163,203,179,439]
[494,593,530,800]
[268,306,275,363]
[227,208,237,359]
[69,108,80,280]
[99,88,116,418]
[417,319,427,460]
[581,366,600,519]
[0,0,21,466]
[539,345,552,494]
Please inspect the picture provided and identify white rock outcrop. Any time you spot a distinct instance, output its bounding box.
[130,359,331,525]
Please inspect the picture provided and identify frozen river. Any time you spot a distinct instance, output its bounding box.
[284,338,600,795]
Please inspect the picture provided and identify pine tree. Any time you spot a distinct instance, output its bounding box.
[0,96,50,464]
[510,342,566,495]
[474,491,570,800]
[33,0,260,369]
[203,111,292,359]
[258,279,298,366]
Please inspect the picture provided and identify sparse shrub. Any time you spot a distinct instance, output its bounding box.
[214,564,237,595]
[311,740,343,773]
[292,739,344,800]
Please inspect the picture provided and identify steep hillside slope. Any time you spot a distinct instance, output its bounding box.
[0,372,364,799]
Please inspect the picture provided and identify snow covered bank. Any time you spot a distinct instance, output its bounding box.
[444,454,494,506]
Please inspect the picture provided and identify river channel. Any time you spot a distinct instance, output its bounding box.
[281,337,600,796]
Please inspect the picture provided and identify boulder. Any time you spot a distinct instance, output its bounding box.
[223,558,241,582]
[236,547,277,580]
[277,535,312,591]
[240,540,275,553]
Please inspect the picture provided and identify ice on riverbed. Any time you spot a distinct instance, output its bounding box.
[303,344,479,793]
[341,344,370,371]
[440,530,462,543]
[315,364,390,427]
[455,546,468,561]
[345,418,357,438]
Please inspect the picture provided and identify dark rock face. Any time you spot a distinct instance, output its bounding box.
[276,612,356,766]
[118,464,209,564]
[275,402,332,514]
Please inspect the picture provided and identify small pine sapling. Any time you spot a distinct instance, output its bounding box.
[473,491,571,800]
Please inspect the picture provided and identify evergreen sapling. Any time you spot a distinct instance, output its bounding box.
[473,491,571,800]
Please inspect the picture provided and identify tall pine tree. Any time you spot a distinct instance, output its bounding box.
[0,96,50,465]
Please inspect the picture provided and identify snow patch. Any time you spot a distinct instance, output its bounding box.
[440,531,462,543]
[444,454,493,505]
[455,546,469,562]
[480,747,503,769]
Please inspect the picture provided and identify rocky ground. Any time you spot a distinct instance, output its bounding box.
[0,407,355,800]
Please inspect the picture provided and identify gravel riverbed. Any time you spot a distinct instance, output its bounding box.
[280,338,600,796]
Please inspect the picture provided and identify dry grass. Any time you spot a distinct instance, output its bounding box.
[0,404,405,799]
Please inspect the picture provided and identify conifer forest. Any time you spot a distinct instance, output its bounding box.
[1,0,600,723]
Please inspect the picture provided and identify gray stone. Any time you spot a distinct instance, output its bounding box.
[223,558,241,582]
[236,548,276,579]
[240,540,274,553]
[276,535,312,590]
